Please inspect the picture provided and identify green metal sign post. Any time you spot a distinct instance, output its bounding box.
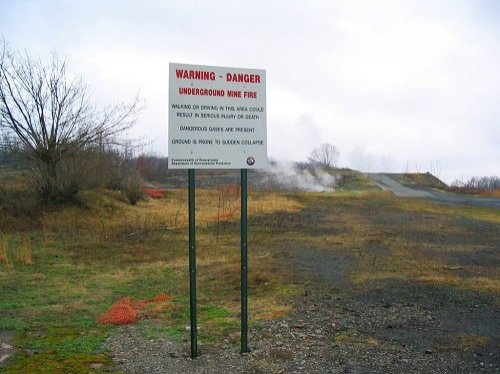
[188,169,197,358]
[240,169,249,353]
[187,169,251,358]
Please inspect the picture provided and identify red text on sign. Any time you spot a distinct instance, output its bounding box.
[226,73,261,83]
[176,69,216,81]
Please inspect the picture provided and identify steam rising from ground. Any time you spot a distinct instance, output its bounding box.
[259,161,337,192]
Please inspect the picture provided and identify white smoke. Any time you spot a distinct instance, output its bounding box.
[259,161,337,192]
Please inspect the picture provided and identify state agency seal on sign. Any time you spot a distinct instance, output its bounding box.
[246,156,255,166]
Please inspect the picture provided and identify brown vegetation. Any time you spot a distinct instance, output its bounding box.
[450,176,500,196]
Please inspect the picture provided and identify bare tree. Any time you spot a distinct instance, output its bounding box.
[308,143,339,168]
[0,39,142,201]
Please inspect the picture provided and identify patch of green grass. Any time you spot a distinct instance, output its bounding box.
[13,326,108,355]
[139,323,185,341]
[2,351,113,374]
[275,284,304,297]
[200,304,231,320]
[1,326,114,373]
[0,316,26,330]
[110,267,182,299]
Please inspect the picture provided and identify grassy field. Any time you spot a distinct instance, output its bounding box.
[1,170,499,372]
[0,173,303,372]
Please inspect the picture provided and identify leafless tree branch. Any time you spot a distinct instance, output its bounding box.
[308,143,340,168]
[0,38,143,200]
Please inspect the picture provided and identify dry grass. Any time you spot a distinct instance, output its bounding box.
[351,235,500,294]
[395,198,500,224]
[418,275,500,293]
[277,192,500,296]
[436,334,491,351]
[333,330,380,347]
[486,190,500,197]
[251,289,295,321]
[334,196,500,294]
[27,187,306,314]
[1,178,498,371]
[0,235,12,267]
[39,189,302,237]
[16,235,33,265]
[253,304,291,320]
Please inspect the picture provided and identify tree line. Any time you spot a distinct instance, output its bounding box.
[451,176,500,192]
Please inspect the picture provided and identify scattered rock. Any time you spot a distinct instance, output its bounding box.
[101,272,499,373]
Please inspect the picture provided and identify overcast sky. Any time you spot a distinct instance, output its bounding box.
[1,0,499,183]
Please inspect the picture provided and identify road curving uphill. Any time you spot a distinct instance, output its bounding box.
[366,173,500,209]
[367,173,433,198]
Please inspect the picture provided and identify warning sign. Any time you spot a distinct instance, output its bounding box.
[168,63,267,169]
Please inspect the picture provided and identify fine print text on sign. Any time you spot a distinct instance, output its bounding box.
[168,63,267,169]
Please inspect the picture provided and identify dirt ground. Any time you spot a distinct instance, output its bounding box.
[264,194,499,372]
[106,192,499,373]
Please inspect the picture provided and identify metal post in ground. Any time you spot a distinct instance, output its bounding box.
[240,169,249,353]
[188,169,197,358]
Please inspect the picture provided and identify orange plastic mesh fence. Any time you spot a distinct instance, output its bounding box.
[97,294,170,325]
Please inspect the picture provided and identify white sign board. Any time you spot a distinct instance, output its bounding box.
[168,63,267,169]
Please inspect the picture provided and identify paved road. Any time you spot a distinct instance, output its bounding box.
[367,173,500,209]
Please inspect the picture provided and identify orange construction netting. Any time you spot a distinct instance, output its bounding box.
[97,293,171,325]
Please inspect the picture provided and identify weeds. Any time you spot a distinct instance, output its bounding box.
[121,170,145,205]
[1,172,498,371]
[0,235,12,267]
[16,235,33,265]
